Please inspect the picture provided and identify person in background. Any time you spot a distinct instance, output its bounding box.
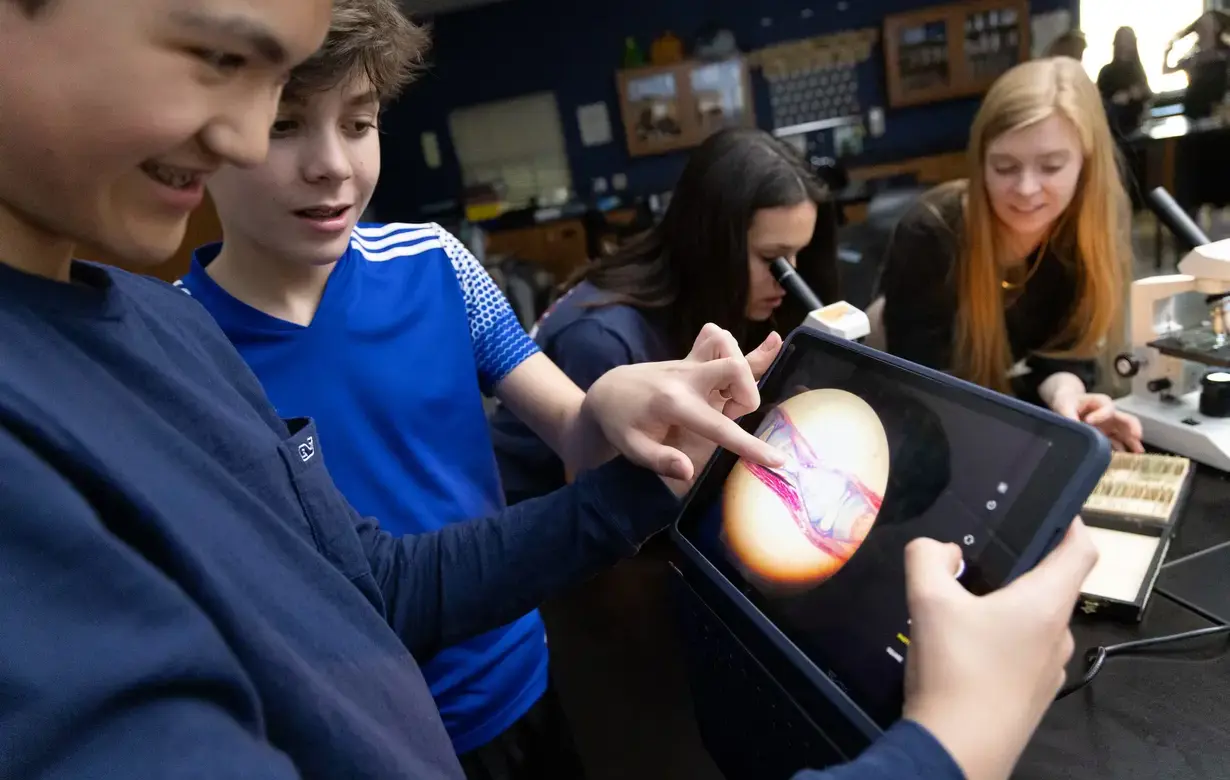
[1098,27,1152,137]
[490,127,839,507]
[870,58,1143,452]
[1165,10,1230,119]
[1046,29,1087,61]
[0,1,1098,780]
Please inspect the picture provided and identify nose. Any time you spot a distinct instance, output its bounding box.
[1015,168,1041,198]
[302,129,353,184]
[200,91,278,169]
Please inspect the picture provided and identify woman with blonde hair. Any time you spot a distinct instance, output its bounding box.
[873,57,1142,450]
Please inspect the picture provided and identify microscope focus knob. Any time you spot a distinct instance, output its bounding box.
[1147,377,1173,394]
[1113,353,1141,378]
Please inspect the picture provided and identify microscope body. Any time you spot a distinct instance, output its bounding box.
[1115,241,1230,471]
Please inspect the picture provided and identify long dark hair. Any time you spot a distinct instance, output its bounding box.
[1112,27,1148,84]
[564,128,835,357]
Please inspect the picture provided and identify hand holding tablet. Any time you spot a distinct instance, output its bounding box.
[902,521,1098,780]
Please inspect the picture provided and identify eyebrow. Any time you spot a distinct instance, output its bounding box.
[170,9,288,65]
[280,89,381,109]
[989,150,1070,164]
[757,244,806,256]
[348,90,381,108]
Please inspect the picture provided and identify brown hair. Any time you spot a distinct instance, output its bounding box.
[954,58,1130,394]
[284,0,431,103]
[1046,30,1087,60]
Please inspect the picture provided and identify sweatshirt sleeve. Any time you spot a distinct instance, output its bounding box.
[790,721,965,780]
[0,429,300,780]
[355,456,681,659]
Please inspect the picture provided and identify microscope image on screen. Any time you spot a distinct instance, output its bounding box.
[722,389,890,595]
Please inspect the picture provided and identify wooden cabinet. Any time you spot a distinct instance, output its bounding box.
[884,0,1029,108]
[485,218,588,283]
[615,58,753,157]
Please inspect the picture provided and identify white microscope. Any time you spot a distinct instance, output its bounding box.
[1114,190,1230,472]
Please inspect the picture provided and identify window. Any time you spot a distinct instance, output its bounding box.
[448,92,572,210]
[1079,0,1205,93]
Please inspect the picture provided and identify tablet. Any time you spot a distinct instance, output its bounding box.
[671,328,1110,736]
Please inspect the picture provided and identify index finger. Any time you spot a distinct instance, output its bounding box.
[663,393,784,467]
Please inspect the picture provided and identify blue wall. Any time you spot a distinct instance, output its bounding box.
[376,0,1073,220]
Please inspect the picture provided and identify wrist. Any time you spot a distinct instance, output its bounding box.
[561,400,611,474]
[1037,372,1084,410]
[904,706,1022,780]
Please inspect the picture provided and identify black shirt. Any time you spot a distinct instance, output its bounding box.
[876,189,1097,405]
[1182,53,1229,118]
[1097,61,1149,136]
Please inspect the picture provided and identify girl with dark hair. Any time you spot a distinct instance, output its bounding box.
[490,127,838,506]
[1097,27,1152,136]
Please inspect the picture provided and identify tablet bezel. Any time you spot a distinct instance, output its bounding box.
[670,327,1110,740]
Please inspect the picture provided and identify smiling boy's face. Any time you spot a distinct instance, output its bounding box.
[206,74,383,269]
[0,0,331,266]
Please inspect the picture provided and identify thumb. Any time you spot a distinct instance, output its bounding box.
[904,537,966,606]
[745,331,783,380]
[1080,400,1116,426]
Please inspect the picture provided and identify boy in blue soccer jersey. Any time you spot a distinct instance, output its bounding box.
[174,1,783,774]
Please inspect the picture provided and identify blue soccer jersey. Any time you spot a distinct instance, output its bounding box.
[179,222,545,754]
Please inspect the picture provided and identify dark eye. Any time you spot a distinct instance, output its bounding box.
[270,119,300,137]
[191,48,247,74]
[345,120,376,136]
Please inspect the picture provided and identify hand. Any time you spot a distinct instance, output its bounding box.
[902,520,1098,780]
[1049,391,1144,452]
[582,326,784,492]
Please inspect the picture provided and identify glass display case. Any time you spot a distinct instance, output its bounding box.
[884,0,1029,108]
[616,58,753,156]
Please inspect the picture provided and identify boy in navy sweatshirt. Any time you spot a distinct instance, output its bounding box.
[0,1,1096,779]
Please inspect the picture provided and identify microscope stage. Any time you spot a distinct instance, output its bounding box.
[1148,333,1230,369]
[1116,392,1230,472]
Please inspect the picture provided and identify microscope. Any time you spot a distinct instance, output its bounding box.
[769,257,870,341]
[1114,189,1230,472]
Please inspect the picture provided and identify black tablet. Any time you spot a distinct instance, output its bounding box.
[671,328,1110,738]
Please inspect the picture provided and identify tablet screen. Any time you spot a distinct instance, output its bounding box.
[676,334,1089,730]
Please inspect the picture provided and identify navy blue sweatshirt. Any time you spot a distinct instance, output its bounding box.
[0,260,963,780]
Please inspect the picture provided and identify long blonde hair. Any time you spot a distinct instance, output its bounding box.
[955,57,1130,394]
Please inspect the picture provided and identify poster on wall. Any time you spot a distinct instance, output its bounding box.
[577,102,614,147]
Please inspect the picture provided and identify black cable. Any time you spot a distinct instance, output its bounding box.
[1055,622,1230,700]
